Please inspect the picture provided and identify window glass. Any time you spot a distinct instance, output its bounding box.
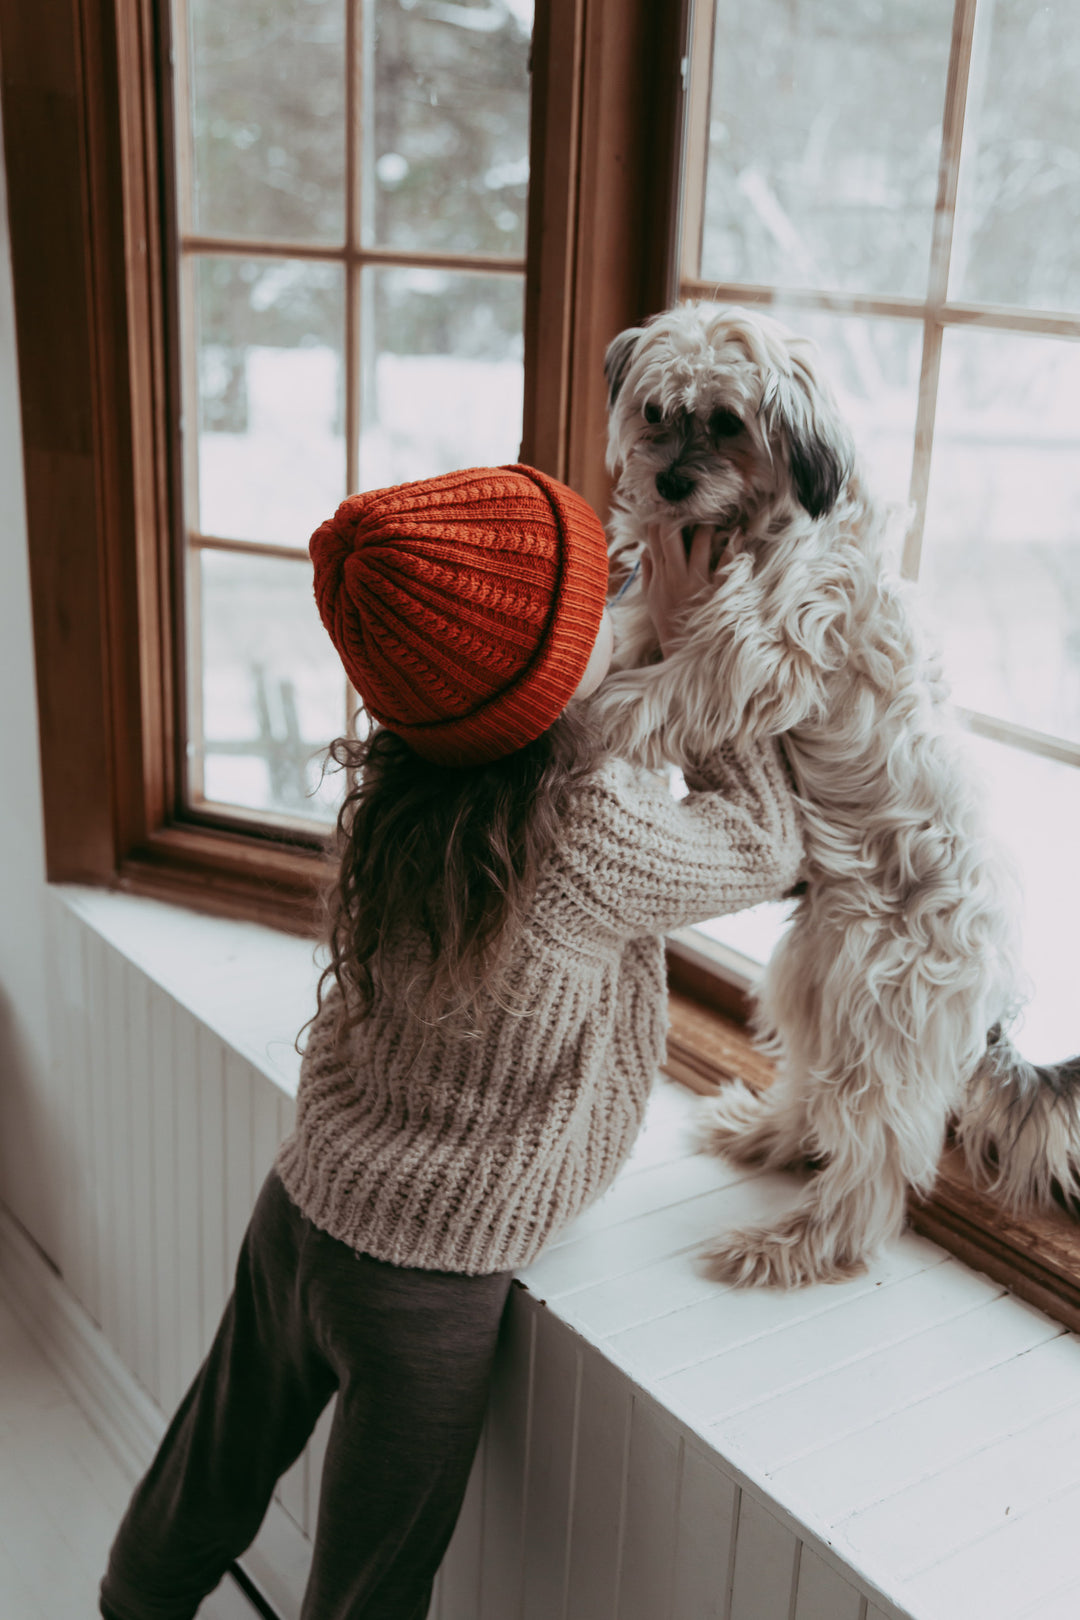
[189,0,346,242]
[682,0,1079,1050]
[364,0,532,254]
[193,550,348,822]
[194,256,346,545]
[919,328,1080,745]
[761,308,923,507]
[950,0,1080,312]
[699,0,954,297]
[358,266,524,485]
[173,0,534,828]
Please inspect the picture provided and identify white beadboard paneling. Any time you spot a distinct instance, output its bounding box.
[85,931,112,1339]
[901,1478,1080,1620]
[438,1429,487,1620]
[670,1439,738,1620]
[616,1393,682,1620]
[149,980,181,1413]
[770,1329,1080,1525]
[714,1294,1063,1472]
[610,1234,948,1385]
[251,1074,284,1194]
[728,1493,799,1620]
[660,1260,1002,1428]
[223,1052,255,1271]
[198,1024,229,1349]
[57,903,96,1320]
[125,965,157,1399]
[793,1546,865,1620]
[478,1284,535,1620]
[520,1303,580,1620]
[105,947,136,1377]
[563,1339,632,1620]
[173,1005,205,1391]
[843,1399,1080,1581]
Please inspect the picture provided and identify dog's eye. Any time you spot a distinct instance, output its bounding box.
[709,408,742,440]
[643,402,663,425]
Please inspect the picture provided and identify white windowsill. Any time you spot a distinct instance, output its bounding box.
[53,884,1080,1620]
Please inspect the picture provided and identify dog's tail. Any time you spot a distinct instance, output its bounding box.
[955,1025,1080,1212]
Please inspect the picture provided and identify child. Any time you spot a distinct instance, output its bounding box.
[100,465,803,1620]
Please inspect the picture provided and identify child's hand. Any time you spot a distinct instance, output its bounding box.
[639,523,718,658]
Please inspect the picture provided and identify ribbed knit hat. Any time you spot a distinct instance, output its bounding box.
[309,465,610,765]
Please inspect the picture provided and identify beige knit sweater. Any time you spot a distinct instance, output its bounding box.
[274,741,803,1274]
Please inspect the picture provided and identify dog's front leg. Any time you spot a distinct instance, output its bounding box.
[699,1098,933,1287]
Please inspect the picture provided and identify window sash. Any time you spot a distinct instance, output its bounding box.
[677,0,1080,773]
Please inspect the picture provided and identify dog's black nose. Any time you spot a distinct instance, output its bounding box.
[655,467,695,503]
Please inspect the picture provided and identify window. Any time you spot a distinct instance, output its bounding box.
[675,0,1080,1060]
[175,0,533,829]
[2,0,682,920]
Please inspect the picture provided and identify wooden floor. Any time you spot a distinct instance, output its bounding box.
[0,1287,258,1620]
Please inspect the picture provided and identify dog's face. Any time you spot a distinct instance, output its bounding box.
[605,303,853,538]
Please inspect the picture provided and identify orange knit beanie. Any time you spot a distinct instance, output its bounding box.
[309,465,610,765]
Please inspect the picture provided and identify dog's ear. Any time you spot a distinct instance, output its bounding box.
[604,327,645,407]
[761,368,851,520]
[788,420,849,520]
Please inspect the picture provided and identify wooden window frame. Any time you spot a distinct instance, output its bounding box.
[4,0,1080,1328]
[0,0,688,929]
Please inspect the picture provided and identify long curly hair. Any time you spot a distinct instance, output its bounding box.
[313,706,607,1046]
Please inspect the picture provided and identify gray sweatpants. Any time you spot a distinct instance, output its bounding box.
[99,1169,514,1620]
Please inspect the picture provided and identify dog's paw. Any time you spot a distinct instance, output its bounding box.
[700,1210,869,1289]
[696,1082,806,1171]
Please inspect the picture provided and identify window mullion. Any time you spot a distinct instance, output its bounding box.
[678,0,717,287]
[960,711,1080,773]
[190,533,312,565]
[903,0,979,579]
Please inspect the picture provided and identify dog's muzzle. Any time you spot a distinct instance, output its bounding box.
[655,467,695,503]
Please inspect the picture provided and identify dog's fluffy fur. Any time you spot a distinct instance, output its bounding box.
[592,301,1080,1287]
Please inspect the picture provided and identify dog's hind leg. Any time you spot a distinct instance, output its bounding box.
[700,1077,947,1287]
[696,1076,811,1172]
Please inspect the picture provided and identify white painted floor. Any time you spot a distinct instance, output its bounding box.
[0,1286,259,1620]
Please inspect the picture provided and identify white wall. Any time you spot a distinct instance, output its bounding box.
[0,86,61,1261]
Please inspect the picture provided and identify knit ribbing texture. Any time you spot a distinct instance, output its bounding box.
[275,740,804,1274]
[309,465,610,765]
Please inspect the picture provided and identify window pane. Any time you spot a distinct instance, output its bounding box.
[950,0,1080,313]
[193,550,348,822]
[363,0,533,254]
[358,266,524,485]
[763,306,923,507]
[964,734,1078,1061]
[919,328,1080,745]
[186,0,346,242]
[698,0,953,298]
[194,256,346,545]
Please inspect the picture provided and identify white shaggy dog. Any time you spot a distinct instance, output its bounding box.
[592,301,1080,1287]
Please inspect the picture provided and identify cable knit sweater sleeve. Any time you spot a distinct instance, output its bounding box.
[560,738,804,937]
